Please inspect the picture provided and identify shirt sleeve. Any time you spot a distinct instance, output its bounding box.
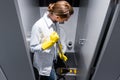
[30,24,43,53]
[60,27,67,53]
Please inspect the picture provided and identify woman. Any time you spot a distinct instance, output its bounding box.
[30,1,74,80]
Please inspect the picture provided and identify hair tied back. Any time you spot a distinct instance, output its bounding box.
[48,3,55,13]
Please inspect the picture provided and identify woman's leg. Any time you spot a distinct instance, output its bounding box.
[39,75,48,80]
[39,69,57,80]
[47,69,57,80]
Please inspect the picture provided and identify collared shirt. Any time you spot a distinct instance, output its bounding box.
[30,12,66,76]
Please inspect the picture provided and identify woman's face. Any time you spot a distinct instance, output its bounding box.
[55,15,70,23]
[58,17,68,23]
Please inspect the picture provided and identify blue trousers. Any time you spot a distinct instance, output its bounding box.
[40,69,57,80]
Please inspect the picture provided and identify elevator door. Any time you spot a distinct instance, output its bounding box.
[92,2,120,80]
[0,0,35,80]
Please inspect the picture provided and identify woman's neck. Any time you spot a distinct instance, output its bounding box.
[48,13,57,23]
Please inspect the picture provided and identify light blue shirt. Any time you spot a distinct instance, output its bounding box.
[30,12,66,76]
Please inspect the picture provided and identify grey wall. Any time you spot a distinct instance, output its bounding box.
[40,7,79,53]
[0,0,35,80]
[75,0,111,80]
[74,1,89,79]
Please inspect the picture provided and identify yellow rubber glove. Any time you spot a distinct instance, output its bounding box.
[58,44,68,61]
[41,31,59,50]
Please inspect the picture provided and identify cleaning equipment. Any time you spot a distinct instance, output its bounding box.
[56,41,70,80]
[56,32,71,80]
[41,31,59,50]
[60,68,77,75]
[54,23,76,80]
